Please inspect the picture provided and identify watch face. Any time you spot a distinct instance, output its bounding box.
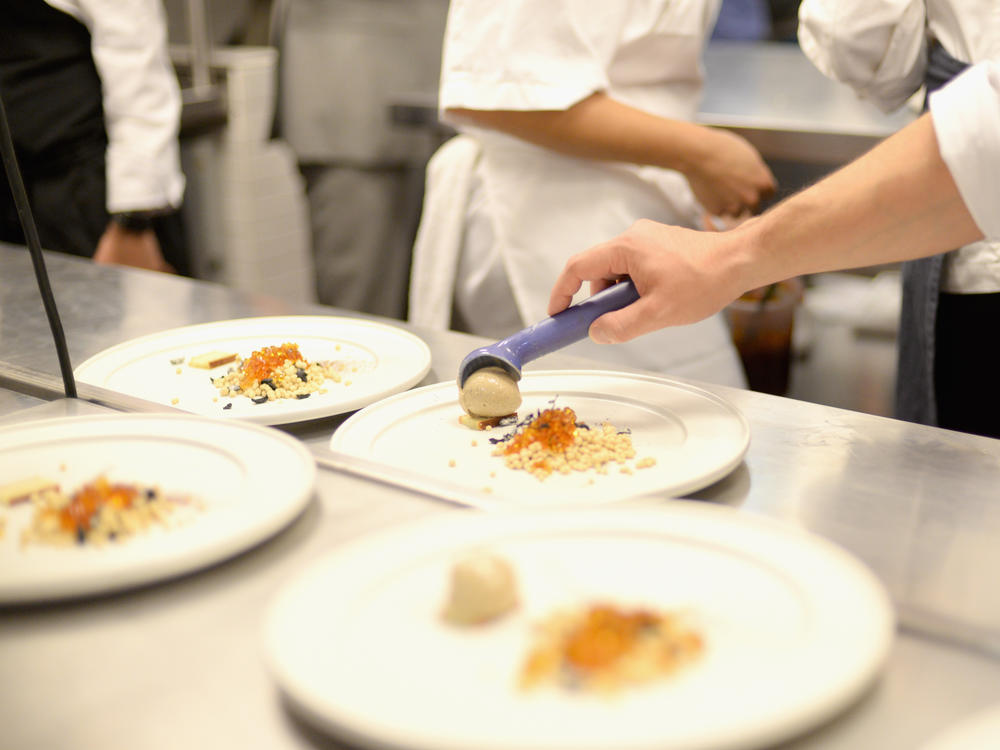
[113,212,158,232]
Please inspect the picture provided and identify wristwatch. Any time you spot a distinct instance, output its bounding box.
[110,209,169,233]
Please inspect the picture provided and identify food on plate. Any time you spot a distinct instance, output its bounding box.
[9,475,197,547]
[442,552,519,625]
[0,476,59,506]
[458,413,518,431]
[489,405,655,480]
[188,350,238,369]
[208,342,349,405]
[458,366,522,419]
[520,603,703,692]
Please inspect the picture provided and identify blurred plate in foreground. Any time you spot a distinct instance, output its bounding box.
[0,413,315,602]
[265,503,893,750]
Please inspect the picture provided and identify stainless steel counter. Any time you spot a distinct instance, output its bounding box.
[2,246,1000,750]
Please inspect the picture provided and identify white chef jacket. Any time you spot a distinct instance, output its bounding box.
[798,0,1000,292]
[932,62,1000,241]
[412,0,748,387]
[44,0,185,212]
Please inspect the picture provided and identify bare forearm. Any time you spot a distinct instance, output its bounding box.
[732,112,983,290]
[547,112,986,344]
[447,93,706,171]
[448,92,775,215]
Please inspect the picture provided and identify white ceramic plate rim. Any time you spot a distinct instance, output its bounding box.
[264,503,895,750]
[0,413,316,603]
[73,315,432,425]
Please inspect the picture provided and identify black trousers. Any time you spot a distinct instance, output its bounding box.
[934,291,1000,439]
[0,147,190,276]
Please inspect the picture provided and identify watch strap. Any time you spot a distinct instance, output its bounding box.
[111,208,172,233]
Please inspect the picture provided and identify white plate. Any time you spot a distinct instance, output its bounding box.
[75,316,432,425]
[264,504,894,750]
[0,414,315,603]
[329,370,749,507]
[922,704,1000,750]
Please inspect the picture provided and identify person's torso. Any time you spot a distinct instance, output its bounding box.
[454,0,720,313]
[0,0,106,172]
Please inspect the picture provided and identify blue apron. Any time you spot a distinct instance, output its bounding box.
[894,42,969,425]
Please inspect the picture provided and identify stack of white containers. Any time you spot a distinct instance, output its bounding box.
[177,46,317,302]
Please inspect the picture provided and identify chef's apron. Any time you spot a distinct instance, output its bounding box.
[895,41,1000,437]
[451,138,747,386]
[0,0,188,273]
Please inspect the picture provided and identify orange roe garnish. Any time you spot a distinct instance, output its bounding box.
[564,605,659,671]
[59,476,139,533]
[239,343,304,390]
[503,407,578,457]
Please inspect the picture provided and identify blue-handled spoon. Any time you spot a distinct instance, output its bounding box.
[457,279,640,387]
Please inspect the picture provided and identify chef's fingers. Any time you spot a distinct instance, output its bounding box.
[547,242,631,316]
[588,278,614,296]
[547,276,582,316]
[588,295,660,345]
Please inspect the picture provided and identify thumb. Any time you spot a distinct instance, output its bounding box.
[588,297,659,344]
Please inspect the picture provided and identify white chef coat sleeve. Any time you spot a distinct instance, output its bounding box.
[797,0,927,113]
[930,62,1000,240]
[439,0,611,113]
[47,0,185,212]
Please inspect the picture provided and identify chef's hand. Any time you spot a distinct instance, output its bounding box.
[547,219,755,344]
[683,128,776,217]
[93,222,175,273]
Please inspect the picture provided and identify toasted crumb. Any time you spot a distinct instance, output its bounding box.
[0,476,59,506]
[459,413,517,431]
[188,351,238,369]
[494,407,637,481]
[448,459,457,468]
[171,397,180,405]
